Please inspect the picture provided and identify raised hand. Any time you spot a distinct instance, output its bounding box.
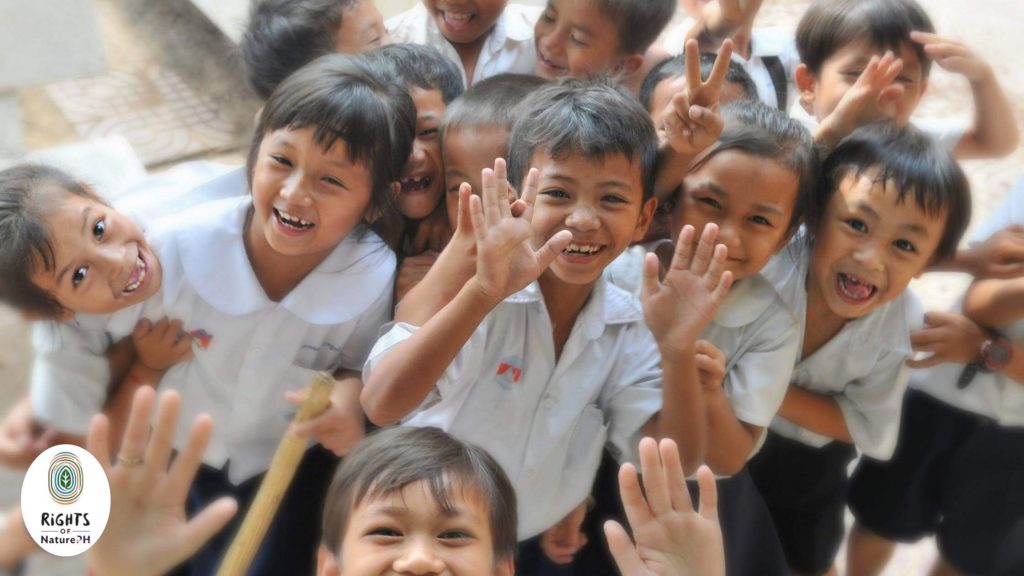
[908,311,987,369]
[817,51,904,146]
[661,39,733,157]
[642,224,733,352]
[604,438,725,576]
[960,225,1024,279]
[911,31,991,82]
[132,318,193,373]
[87,387,237,576]
[468,159,572,302]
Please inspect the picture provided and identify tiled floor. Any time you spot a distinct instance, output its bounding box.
[0,0,1021,574]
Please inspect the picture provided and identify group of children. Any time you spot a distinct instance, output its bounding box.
[0,0,1021,575]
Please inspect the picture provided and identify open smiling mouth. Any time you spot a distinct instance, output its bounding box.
[836,272,878,303]
[562,243,605,257]
[123,255,147,295]
[442,10,474,29]
[400,176,433,195]
[274,208,315,230]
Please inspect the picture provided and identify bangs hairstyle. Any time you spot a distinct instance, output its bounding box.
[366,43,465,104]
[321,426,517,562]
[508,76,658,200]
[639,52,757,112]
[683,101,817,233]
[796,0,935,76]
[586,0,676,55]
[246,53,415,221]
[809,122,970,261]
[240,0,356,100]
[440,73,548,141]
[0,164,102,318]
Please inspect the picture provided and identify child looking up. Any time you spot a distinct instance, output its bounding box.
[793,0,1018,158]
[29,54,416,575]
[533,0,675,93]
[748,123,972,576]
[240,0,389,99]
[362,77,730,547]
[387,0,540,87]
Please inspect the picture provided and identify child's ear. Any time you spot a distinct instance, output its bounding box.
[494,555,515,576]
[316,545,341,576]
[794,64,817,105]
[633,196,659,242]
[620,53,645,78]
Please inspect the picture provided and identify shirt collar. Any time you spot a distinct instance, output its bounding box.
[712,273,780,328]
[170,196,395,324]
[506,276,644,339]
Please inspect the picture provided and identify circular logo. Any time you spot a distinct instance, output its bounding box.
[21,444,110,557]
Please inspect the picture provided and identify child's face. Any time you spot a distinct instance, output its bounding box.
[423,0,508,46]
[399,87,447,220]
[673,150,799,281]
[648,75,749,120]
[801,39,927,126]
[29,192,162,317]
[334,0,390,54]
[530,150,655,286]
[808,170,946,319]
[442,124,511,227]
[250,127,374,258]
[534,0,626,80]
[319,480,513,576]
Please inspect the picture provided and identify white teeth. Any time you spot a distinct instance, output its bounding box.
[276,209,314,229]
[123,257,146,294]
[445,11,471,22]
[563,243,601,255]
[837,272,876,301]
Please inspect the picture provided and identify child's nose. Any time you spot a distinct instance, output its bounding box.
[542,27,567,57]
[566,205,600,231]
[852,241,885,271]
[392,540,444,574]
[280,172,308,204]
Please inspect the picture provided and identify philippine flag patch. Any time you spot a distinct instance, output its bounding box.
[495,355,523,390]
[188,329,213,350]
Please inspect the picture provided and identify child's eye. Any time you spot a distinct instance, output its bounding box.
[697,196,723,211]
[841,70,862,80]
[367,527,402,538]
[92,219,106,240]
[72,267,88,288]
[749,215,772,226]
[439,529,472,541]
[602,194,627,204]
[844,218,868,233]
[541,189,570,199]
[270,155,292,167]
[569,33,586,46]
[895,75,914,85]
[893,239,917,253]
[418,128,439,139]
[321,175,345,188]
[541,8,555,22]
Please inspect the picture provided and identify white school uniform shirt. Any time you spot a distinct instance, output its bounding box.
[30,167,249,435]
[788,101,965,153]
[364,278,662,540]
[605,241,800,462]
[35,196,395,484]
[386,3,540,87]
[663,25,799,111]
[761,237,924,460]
[910,179,1024,427]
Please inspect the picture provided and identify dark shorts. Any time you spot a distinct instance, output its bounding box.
[184,444,339,576]
[748,431,857,576]
[849,388,1024,575]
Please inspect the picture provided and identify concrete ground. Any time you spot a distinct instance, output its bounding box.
[0,0,1021,574]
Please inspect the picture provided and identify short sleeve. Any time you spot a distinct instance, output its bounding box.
[835,348,911,460]
[598,323,663,465]
[912,118,966,153]
[725,317,801,429]
[29,322,112,435]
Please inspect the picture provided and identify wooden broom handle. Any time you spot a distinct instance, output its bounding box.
[216,372,334,576]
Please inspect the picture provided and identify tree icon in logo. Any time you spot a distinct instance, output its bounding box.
[48,452,83,505]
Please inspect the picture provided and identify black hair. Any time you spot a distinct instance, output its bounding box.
[321,426,518,563]
[796,0,936,76]
[440,73,548,140]
[508,76,658,201]
[366,43,465,104]
[587,0,676,55]
[239,0,361,100]
[683,101,818,234]
[246,53,416,224]
[809,122,970,261]
[0,164,102,318]
[639,51,758,112]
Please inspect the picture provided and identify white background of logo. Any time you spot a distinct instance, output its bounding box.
[21,444,110,557]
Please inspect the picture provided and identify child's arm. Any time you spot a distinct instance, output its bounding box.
[910,310,1024,386]
[394,250,439,303]
[604,438,725,576]
[812,52,905,152]
[910,31,1019,159]
[640,224,732,473]
[0,396,55,468]
[775,388,851,443]
[654,39,733,201]
[930,225,1024,279]
[87,387,237,576]
[964,276,1024,328]
[361,168,573,425]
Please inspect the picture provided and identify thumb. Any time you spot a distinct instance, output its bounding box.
[180,497,238,561]
[536,230,573,269]
[285,388,309,407]
[642,252,661,301]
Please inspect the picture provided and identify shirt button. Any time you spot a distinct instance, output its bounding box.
[542,396,555,409]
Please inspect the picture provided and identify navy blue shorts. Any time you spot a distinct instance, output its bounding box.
[849,388,1024,575]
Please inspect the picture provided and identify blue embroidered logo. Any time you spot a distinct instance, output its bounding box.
[301,342,343,354]
[495,355,523,390]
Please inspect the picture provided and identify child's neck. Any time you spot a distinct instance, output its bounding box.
[801,267,847,359]
[538,271,594,361]
[243,209,329,302]
[449,33,489,85]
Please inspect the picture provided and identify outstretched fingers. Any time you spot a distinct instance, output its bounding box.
[669,225,697,272]
[518,168,541,222]
[535,230,573,270]
[659,438,693,513]
[604,520,644,575]
[696,465,719,523]
[703,39,734,100]
[689,223,721,277]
